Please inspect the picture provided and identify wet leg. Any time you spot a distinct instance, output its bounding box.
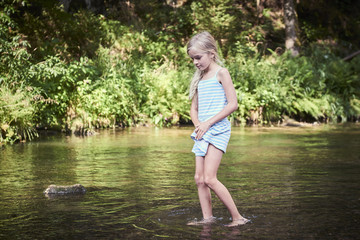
[195,156,213,219]
[204,144,247,225]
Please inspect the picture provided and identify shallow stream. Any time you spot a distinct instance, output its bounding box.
[1,125,359,239]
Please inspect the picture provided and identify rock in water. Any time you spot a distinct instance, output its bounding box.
[44,184,86,195]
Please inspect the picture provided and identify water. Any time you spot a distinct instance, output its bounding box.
[0,125,359,239]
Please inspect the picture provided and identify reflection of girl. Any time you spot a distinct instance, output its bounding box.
[186,31,249,227]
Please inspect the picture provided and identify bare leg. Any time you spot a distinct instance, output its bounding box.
[195,156,213,219]
[204,144,248,226]
[187,155,215,225]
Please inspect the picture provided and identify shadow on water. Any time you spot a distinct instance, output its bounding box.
[0,125,359,239]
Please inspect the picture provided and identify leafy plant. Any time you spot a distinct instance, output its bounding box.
[0,84,38,143]
[1,0,359,144]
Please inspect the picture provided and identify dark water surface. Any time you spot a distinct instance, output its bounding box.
[1,125,359,239]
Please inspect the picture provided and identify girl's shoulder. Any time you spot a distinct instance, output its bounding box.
[217,67,229,75]
[217,67,231,83]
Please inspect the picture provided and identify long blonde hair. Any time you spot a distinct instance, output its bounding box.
[187,31,223,100]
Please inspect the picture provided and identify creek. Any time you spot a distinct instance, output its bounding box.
[0,125,359,239]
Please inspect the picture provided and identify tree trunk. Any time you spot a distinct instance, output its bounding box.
[284,0,299,56]
[256,0,265,24]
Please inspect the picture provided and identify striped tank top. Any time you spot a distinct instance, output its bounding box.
[191,68,231,156]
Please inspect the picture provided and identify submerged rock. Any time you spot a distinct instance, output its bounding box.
[44,184,86,195]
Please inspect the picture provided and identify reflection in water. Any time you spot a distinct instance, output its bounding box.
[197,223,244,240]
[0,125,359,239]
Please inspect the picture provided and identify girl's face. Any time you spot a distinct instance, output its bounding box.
[188,48,214,72]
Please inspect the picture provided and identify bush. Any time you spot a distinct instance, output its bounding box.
[0,84,38,143]
[1,0,360,144]
[0,2,39,143]
[229,45,360,124]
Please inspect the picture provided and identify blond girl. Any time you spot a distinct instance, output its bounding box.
[187,31,249,227]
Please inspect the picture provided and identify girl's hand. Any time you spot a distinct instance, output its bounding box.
[194,121,211,140]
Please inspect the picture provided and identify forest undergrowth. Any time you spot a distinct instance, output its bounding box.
[1,0,359,143]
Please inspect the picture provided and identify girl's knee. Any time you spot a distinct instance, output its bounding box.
[204,177,218,189]
[194,174,205,186]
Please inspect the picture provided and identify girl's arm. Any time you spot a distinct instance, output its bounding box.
[190,93,200,127]
[195,68,238,140]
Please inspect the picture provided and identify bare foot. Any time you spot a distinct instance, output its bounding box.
[224,217,250,227]
[187,216,217,226]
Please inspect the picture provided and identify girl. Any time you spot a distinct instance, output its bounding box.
[186,31,249,227]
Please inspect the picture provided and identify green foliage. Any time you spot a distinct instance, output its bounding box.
[298,0,360,49]
[0,0,38,143]
[0,84,38,143]
[229,46,360,124]
[19,2,106,60]
[141,62,191,127]
[77,63,141,127]
[190,0,236,42]
[26,55,100,128]
[0,2,31,83]
[0,0,359,143]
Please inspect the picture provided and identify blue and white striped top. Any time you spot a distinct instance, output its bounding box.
[191,68,231,156]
